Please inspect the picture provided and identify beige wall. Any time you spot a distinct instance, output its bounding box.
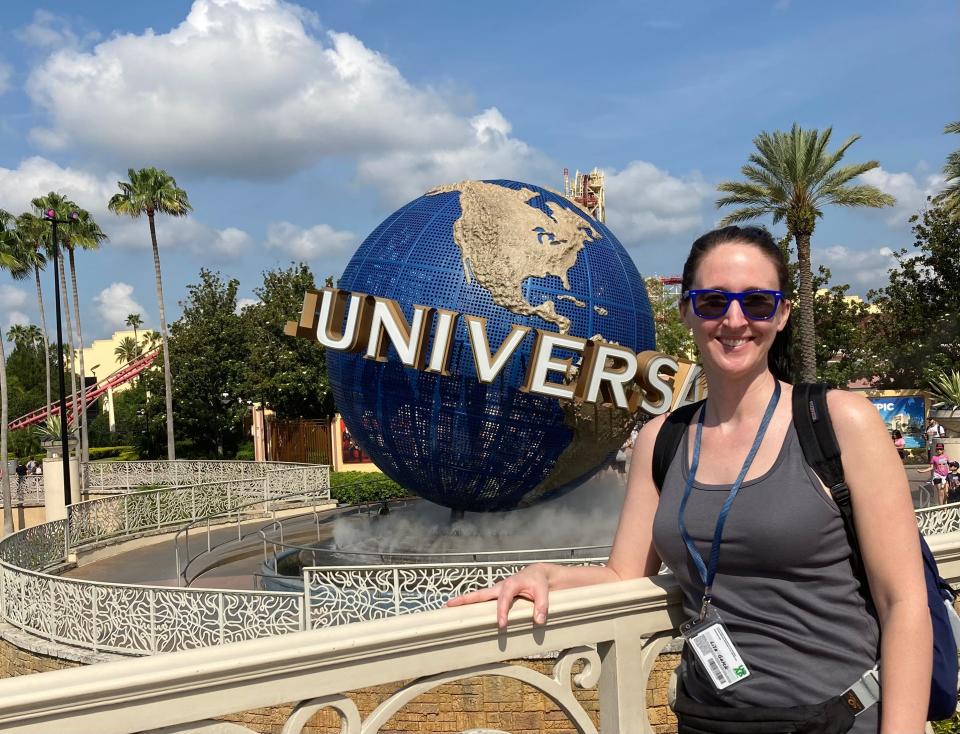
[0,506,47,533]
[75,329,152,383]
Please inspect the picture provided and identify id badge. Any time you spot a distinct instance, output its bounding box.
[679,606,750,691]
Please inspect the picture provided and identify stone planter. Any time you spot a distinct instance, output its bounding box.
[42,437,79,459]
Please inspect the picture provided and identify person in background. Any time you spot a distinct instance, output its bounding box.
[926,420,945,461]
[919,443,952,505]
[946,461,960,504]
[892,429,906,460]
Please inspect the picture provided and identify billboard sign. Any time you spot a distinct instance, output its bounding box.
[867,396,926,448]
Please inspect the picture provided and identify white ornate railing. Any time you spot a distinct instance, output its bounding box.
[1,531,959,734]
[82,459,323,493]
[0,464,330,654]
[303,559,607,628]
[916,501,960,535]
[12,475,44,505]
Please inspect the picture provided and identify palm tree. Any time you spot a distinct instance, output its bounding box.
[0,221,23,536]
[62,209,107,464]
[126,313,143,348]
[114,336,142,365]
[716,124,895,382]
[32,193,82,431]
[109,168,191,461]
[12,212,53,417]
[6,324,42,353]
[934,121,960,220]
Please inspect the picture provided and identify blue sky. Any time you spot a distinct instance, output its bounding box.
[0,0,956,341]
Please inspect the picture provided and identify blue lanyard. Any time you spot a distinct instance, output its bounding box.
[678,381,781,618]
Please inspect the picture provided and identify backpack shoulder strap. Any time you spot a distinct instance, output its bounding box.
[652,400,705,493]
[791,383,845,494]
[792,382,870,594]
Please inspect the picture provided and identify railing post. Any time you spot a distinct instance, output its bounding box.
[191,485,197,520]
[126,462,131,492]
[91,585,99,653]
[218,592,226,645]
[393,568,401,616]
[302,569,311,631]
[149,588,157,654]
[156,492,162,529]
[123,494,130,534]
[64,516,70,560]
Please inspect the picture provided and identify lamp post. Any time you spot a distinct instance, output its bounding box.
[43,208,78,508]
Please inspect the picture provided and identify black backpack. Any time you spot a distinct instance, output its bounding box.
[652,382,959,721]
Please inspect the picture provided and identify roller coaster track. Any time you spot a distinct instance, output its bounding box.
[8,348,160,431]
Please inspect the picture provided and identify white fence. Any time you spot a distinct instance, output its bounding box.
[1,530,959,734]
[0,462,330,654]
[83,459,323,493]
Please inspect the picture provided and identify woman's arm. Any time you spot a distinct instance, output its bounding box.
[447,414,666,626]
[828,390,931,734]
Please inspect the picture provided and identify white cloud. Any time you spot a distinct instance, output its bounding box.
[356,107,555,206]
[266,221,355,260]
[93,282,146,330]
[5,311,29,330]
[0,157,116,216]
[858,167,944,226]
[814,244,899,294]
[16,10,95,49]
[0,62,12,95]
[603,161,712,245]
[99,210,253,259]
[26,0,476,180]
[0,284,29,311]
[235,297,258,314]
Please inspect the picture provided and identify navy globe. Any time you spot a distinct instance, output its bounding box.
[327,180,655,512]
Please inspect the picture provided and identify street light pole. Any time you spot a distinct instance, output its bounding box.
[44,208,78,508]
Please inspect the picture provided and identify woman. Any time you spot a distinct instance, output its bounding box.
[892,429,906,460]
[450,226,931,732]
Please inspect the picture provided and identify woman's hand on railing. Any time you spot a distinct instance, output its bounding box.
[446,563,551,628]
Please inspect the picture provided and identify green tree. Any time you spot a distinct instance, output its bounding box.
[33,193,82,430]
[9,213,52,416]
[866,203,960,387]
[241,264,335,419]
[643,277,697,360]
[717,124,895,382]
[62,208,107,464]
[108,167,192,461]
[0,220,23,535]
[114,336,142,365]
[125,313,143,346]
[169,270,247,457]
[934,121,960,221]
[811,273,874,388]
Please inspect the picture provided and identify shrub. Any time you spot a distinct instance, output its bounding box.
[234,441,255,461]
[88,446,135,461]
[330,471,408,506]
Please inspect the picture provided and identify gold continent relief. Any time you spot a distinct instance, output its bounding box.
[426,180,633,505]
[427,180,599,334]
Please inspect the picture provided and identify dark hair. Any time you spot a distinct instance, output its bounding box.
[892,429,903,439]
[682,225,793,382]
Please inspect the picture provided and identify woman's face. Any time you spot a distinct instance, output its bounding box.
[680,241,791,380]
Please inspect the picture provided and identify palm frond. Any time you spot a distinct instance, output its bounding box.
[717,206,774,225]
[824,184,895,209]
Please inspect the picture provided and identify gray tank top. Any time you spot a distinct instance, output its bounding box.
[652,421,881,731]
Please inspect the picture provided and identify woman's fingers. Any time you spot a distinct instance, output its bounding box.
[446,584,500,607]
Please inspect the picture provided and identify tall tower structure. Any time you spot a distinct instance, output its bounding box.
[563,168,606,223]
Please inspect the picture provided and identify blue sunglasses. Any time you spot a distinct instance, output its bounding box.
[682,289,784,320]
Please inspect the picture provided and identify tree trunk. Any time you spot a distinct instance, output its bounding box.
[57,252,80,430]
[1,337,13,536]
[794,232,818,383]
[149,212,176,461]
[34,264,52,418]
[68,248,90,466]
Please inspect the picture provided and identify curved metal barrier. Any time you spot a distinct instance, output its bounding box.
[83,459,320,493]
[916,501,960,536]
[0,461,328,655]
